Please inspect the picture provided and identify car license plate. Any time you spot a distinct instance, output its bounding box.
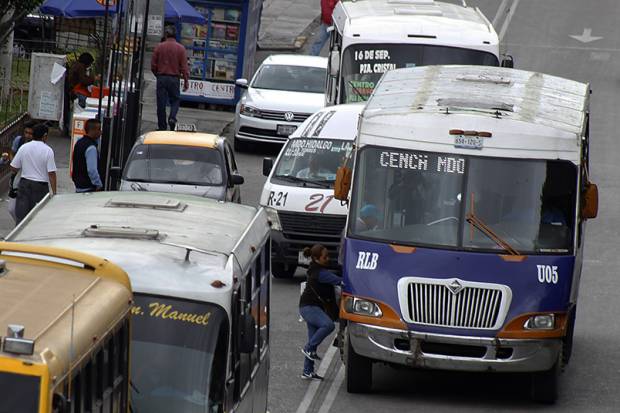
[298,250,311,266]
[277,124,297,136]
[454,135,483,150]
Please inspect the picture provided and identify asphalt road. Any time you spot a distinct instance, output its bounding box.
[231,1,620,412]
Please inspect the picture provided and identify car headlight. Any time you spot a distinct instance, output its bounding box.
[344,297,383,318]
[240,104,260,117]
[524,314,555,330]
[264,207,282,231]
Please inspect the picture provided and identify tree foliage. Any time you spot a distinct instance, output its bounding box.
[0,0,45,46]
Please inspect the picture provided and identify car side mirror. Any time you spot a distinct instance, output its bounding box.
[329,50,340,77]
[262,157,274,176]
[235,78,248,89]
[501,55,514,68]
[334,166,352,201]
[581,183,598,219]
[231,174,244,185]
[239,313,256,354]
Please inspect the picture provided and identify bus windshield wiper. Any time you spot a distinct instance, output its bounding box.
[348,81,368,102]
[273,175,330,188]
[465,212,521,256]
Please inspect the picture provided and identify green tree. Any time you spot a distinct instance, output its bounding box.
[0,0,44,46]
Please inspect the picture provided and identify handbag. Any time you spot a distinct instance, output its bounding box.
[307,283,339,321]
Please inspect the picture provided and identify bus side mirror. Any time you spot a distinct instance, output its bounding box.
[263,157,273,176]
[239,313,256,354]
[581,183,598,219]
[334,166,352,201]
[501,55,514,68]
[330,50,340,77]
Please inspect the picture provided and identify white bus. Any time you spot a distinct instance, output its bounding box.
[8,192,271,413]
[326,0,511,105]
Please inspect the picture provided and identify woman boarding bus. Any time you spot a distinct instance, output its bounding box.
[7,192,271,413]
[0,242,132,413]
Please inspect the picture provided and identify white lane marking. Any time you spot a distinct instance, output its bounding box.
[498,0,521,41]
[492,0,511,28]
[317,364,345,413]
[295,345,338,413]
[570,28,604,44]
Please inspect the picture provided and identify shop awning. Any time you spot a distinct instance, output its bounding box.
[40,0,207,25]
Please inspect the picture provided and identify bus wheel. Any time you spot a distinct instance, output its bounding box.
[345,330,372,393]
[271,263,296,278]
[530,355,560,404]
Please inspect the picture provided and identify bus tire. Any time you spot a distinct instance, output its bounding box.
[345,330,372,393]
[271,262,296,278]
[530,355,560,404]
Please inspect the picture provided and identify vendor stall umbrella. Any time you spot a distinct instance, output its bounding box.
[40,0,207,24]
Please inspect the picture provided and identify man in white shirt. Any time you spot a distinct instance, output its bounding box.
[10,124,57,223]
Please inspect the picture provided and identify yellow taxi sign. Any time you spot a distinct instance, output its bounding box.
[143,131,219,148]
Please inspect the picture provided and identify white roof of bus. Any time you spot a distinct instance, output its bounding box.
[7,192,269,304]
[333,0,498,45]
[360,65,589,160]
[290,103,364,141]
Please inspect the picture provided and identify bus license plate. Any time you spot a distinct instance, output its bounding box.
[454,135,483,150]
[298,251,311,266]
[277,125,297,136]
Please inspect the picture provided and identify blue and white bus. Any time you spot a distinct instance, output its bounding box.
[334,65,598,403]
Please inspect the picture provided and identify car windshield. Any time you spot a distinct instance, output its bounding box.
[349,147,578,254]
[252,64,326,93]
[124,144,224,186]
[0,371,40,413]
[273,138,353,188]
[130,294,228,413]
[340,43,499,103]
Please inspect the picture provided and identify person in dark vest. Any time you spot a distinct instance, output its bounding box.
[299,244,342,380]
[72,119,103,192]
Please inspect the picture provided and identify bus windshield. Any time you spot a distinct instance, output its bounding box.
[349,147,578,254]
[130,294,227,413]
[273,138,353,188]
[0,371,40,413]
[340,43,499,103]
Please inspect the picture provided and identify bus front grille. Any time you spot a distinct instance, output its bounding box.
[399,277,511,330]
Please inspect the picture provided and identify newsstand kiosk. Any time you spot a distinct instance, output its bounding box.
[176,0,262,106]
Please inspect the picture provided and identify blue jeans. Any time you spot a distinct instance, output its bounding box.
[300,305,334,374]
[310,23,330,56]
[156,75,181,130]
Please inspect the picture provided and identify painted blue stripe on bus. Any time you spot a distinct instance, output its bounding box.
[342,238,575,338]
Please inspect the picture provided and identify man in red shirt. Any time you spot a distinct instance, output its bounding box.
[151,26,190,130]
[311,0,339,55]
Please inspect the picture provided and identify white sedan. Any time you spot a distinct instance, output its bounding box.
[233,54,327,151]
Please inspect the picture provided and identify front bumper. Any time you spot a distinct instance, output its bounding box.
[349,322,561,373]
[235,114,299,144]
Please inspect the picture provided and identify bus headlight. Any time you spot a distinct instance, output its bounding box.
[264,207,282,231]
[345,297,382,318]
[524,314,555,330]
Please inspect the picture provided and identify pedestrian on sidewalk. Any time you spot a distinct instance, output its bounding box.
[310,0,339,56]
[1,120,37,223]
[151,26,189,131]
[299,244,342,380]
[72,119,104,193]
[10,124,57,223]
